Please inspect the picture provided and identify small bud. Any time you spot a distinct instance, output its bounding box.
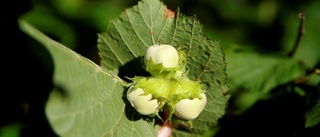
[127,87,159,115]
[174,93,207,120]
[145,44,179,68]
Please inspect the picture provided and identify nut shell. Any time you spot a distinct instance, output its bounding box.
[174,93,207,120]
[127,88,159,115]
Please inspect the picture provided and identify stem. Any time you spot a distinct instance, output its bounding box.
[157,109,172,137]
[288,13,305,57]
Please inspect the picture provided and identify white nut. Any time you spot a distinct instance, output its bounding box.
[145,44,179,68]
[127,87,159,115]
[174,93,207,120]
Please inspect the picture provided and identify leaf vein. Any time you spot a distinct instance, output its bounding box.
[170,10,179,45]
[149,0,155,44]
[100,97,125,136]
[131,5,151,47]
[113,19,138,58]
[196,52,213,81]
[50,81,118,120]
[156,5,168,43]
[98,32,126,65]
[187,17,196,57]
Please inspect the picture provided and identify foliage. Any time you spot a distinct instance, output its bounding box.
[1,0,319,136]
[19,0,230,136]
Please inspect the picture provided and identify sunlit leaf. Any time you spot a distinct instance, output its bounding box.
[19,20,158,137]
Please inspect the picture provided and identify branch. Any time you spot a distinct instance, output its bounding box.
[288,13,305,57]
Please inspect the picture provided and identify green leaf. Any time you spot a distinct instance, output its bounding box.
[305,98,320,128]
[97,0,229,136]
[0,123,22,137]
[226,45,305,93]
[305,84,320,128]
[19,20,159,137]
[226,45,306,113]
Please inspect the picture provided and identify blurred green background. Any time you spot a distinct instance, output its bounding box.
[1,0,319,137]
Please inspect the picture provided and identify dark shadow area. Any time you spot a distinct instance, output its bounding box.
[171,117,193,133]
[170,0,312,53]
[118,56,151,82]
[247,20,284,51]
[0,1,58,136]
[19,36,58,137]
[215,91,311,137]
[122,87,142,122]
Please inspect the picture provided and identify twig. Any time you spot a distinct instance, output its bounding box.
[157,109,172,137]
[288,13,305,57]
